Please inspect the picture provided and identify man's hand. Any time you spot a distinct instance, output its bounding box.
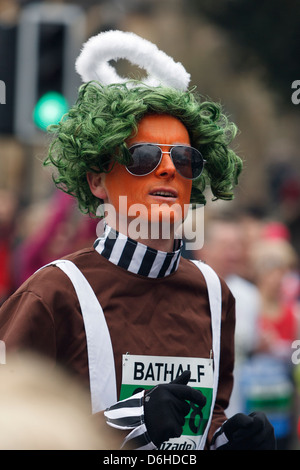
[144,370,206,447]
[212,412,276,450]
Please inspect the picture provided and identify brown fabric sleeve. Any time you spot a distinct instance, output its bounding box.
[0,264,89,381]
[0,290,57,359]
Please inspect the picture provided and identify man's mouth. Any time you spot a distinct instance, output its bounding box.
[149,190,178,198]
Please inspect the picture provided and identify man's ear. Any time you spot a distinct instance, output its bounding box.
[86,171,108,201]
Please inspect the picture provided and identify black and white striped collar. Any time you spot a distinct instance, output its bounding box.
[94,224,182,278]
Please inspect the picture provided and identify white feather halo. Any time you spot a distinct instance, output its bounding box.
[75,30,191,91]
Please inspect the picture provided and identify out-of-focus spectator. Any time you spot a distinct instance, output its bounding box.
[250,237,299,360]
[13,190,98,286]
[249,235,300,449]
[236,206,267,282]
[0,352,118,449]
[261,220,300,315]
[0,188,18,305]
[197,215,261,416]
[261,220,291,242]
[199,215,260,357]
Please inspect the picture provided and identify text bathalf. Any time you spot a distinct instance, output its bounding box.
[134,361,205,383]
[122,354,213,388]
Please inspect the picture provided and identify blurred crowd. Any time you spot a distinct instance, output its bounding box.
[1,185,300,449]
[184,205,300,449]
[0,187,99,304]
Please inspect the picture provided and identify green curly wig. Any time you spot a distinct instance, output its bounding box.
[44,81,243,215]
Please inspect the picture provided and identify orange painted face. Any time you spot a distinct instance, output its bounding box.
[102,114,193,230]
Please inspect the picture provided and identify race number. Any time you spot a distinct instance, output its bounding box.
[120,354,213,450]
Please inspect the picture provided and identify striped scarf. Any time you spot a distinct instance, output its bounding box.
[94,224,182,278]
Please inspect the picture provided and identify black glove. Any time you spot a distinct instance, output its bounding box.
[213,412,276,450]
[144,370,206,447]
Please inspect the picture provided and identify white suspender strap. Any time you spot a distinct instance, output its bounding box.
[37,259,117,413]
[190,260,222,450]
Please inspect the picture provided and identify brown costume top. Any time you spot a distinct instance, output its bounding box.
[0,225,235,445]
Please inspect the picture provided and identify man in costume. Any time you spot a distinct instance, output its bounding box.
[0,31,275,450]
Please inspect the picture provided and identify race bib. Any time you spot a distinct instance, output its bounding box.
[120,354,213,450]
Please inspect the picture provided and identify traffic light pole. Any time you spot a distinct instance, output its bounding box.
[14,3,85,143]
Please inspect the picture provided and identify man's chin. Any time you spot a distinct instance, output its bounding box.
[104,199,187,240]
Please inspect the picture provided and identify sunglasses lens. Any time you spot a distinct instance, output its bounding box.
[127,144,161,176]
[127,144,204,179]
[171,146,204,179]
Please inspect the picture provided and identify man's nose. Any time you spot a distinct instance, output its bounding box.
[154,152,176,179]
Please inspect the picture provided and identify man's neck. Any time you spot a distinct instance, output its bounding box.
[107,217,178,252]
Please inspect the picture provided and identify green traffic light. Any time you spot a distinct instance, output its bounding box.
[33,91,68,130]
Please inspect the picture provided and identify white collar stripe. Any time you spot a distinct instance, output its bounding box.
[109,236,129,266]
[126,242,148,274]
[156,252,175,278]
[117,239,138,270]
[98,231,117,258]
[137,247,158,277]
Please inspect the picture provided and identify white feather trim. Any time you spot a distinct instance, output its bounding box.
[75,30,190,91]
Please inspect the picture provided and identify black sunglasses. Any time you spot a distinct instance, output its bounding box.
[126,143,206,180]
